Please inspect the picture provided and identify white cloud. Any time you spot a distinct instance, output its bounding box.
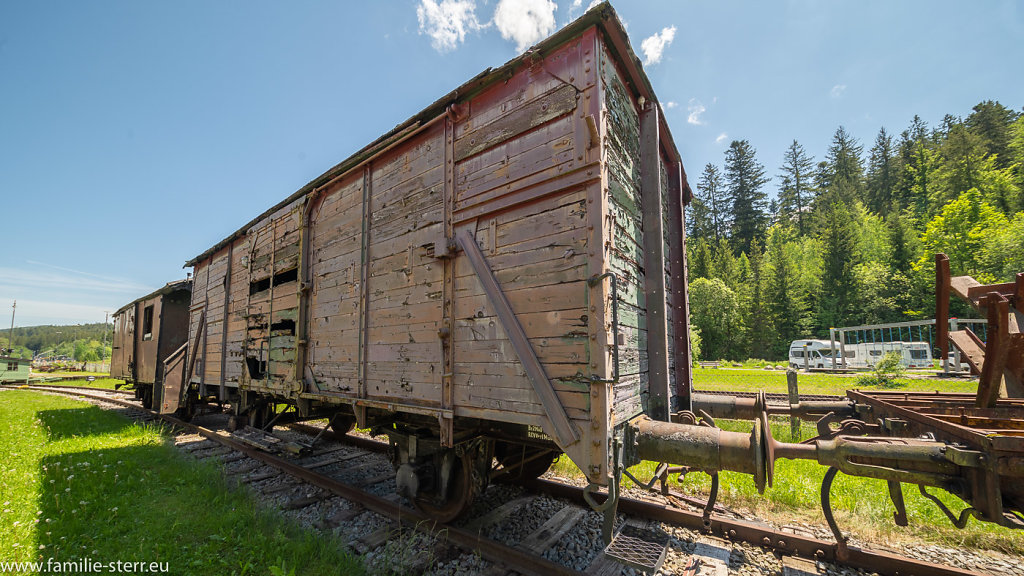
[641,25,676,66]
[0,262,155,326]
[715,133,728,144]
[664,101,678,109]
[686,99,706,125]
[7,263,150,295]
[587,0,602,9]
[417,0,483,53]
[494,0,558,52]
[831,84,847,98]
[572,0,583,8]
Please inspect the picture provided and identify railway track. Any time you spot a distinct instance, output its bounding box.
[695,389,847,403]
[15,384,1016,576]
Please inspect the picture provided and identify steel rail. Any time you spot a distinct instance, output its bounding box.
[22,385,990,576]
[21,385,581,576]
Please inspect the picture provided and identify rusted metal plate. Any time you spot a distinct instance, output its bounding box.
[935,254,950,361]
[936,255,1024,401]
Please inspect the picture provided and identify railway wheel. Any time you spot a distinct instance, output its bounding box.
[493,442,556,482]
[329,412,356,435]
[176,391,198,422]
[249,403,273,430]
[140,386,154,410]
[414,450,475,523]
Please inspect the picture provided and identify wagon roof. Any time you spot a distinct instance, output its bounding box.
[114,279,192,314]
[185,1,689,267]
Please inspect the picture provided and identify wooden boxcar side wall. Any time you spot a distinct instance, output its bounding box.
[184,23,688,485]
[307,171,367,393]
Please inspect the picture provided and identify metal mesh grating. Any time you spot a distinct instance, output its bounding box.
[603,524,669,573]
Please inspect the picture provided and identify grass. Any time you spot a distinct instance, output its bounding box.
[691,367,981,396]
[0,390,365,575]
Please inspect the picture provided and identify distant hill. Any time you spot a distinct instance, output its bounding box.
[2,322,112,361]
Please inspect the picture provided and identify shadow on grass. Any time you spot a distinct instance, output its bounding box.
[33,402,364,576]
[36,406,136,440]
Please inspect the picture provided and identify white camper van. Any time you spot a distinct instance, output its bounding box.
[788,339,844,370]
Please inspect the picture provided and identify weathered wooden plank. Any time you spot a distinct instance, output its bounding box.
[457,360,587,381]
[455,83,577,162]
[457,116,576,201]
[455,340,585,365]
[516,505,587,554]
[453,310,588,341]
[454,68,570,140]
[455,281,586,318]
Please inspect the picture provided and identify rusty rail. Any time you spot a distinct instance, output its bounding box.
[22,385,581,576]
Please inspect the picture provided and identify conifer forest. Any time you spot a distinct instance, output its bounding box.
[686,101,1024,361]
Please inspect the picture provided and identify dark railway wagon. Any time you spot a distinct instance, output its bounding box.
[111,279,191,409]
[178,4,691,518]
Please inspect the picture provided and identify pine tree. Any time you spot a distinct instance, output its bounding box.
[778,140,815,234]
[907,115,934,216]
[817,198,860,332]
[687,238,713,280]
[724,140,769,254]
[866,127,897,213]
[824,126,865,205]
[764,227,806,358]
[885,212,915,273]
[933,121,987,209]
[695,163,729,242]
[687,196,714,241]
[966,100,1021,169]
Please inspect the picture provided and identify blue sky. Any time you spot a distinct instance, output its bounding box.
[1,0,1020,328]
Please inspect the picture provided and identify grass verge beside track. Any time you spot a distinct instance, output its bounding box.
[692,367,980,396]
[0,390,364,576]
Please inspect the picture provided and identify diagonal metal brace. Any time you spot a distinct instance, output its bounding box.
[455,229,581,447]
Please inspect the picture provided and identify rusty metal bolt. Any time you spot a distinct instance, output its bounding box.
[762,537,771,547]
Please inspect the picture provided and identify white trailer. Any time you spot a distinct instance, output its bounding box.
[844,341,933,370]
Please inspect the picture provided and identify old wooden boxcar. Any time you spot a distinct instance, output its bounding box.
[180,3,691,518]
[111,279,191,409]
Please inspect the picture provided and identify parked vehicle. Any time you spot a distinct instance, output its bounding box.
[788,339,844,369]
[110,280,191,409]
[844,341,933,370]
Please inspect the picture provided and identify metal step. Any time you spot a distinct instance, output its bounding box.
[602,523,669,573]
